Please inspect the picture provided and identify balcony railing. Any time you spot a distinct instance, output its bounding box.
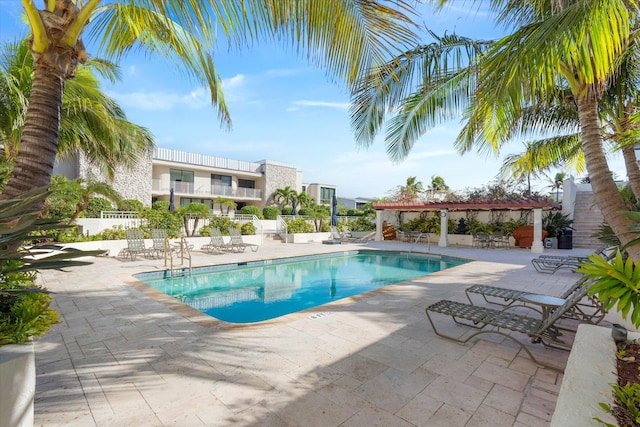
[153,180,262,199]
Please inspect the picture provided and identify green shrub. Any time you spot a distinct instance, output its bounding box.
[118,199,143,212]
[263,206,280,220]
[348,217,376,232]
[239,205,262,218]
[297,207,314,216]
[0,268,58,346]
[140,208,182,238]
[286,218,314,233]
[0,188,105,346]
[152,200,170,210]
[241,222,256,235]
[282,207,293,215]
[95,225,127,240]
[85,197,113,218]
[204,216,234,234]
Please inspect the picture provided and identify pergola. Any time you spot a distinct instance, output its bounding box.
[372,199,561,253]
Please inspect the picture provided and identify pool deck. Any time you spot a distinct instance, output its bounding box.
[34,240,601,426]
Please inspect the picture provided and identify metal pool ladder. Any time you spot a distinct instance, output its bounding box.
[164,237,192,277]
[409,232,431,253]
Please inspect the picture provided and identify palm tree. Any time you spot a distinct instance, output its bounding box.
[427,175,449,200]
[3,1,416,200]
[456,0,640,259]
[396,176,424,202]
[46,175,122,223]
[296,192,313,209]
[0,39,154,179]
[273,186,298,209]
[351,1,640,261]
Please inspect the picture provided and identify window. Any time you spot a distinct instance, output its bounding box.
[170,169,194,183]
[211,174,231,186]
[320,187,335,205]
[238,179,255,188]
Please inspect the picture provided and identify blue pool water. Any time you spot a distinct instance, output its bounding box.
[135,250,468,323]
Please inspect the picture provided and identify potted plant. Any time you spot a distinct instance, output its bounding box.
[542,212,574,248]
[1,188,104,426]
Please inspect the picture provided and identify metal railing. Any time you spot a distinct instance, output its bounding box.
[276,216,288,243]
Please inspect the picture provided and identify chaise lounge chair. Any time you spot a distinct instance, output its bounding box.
[424,284,589,368]
[228,228,260,252]
[120,229,153,260]
[201,228,231,253]
[531,245,610,274]
[464,276,606,325]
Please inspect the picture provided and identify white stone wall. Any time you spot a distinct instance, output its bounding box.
[78,149,153,206]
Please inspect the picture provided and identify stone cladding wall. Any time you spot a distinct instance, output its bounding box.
[262,163,299,206]
[78,149,153,206]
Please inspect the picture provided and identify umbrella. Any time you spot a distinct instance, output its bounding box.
[169,188,175,211]
[291,197,297,216]
[330,194,338,227]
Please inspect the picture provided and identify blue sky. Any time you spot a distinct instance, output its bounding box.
[0,2,627,199]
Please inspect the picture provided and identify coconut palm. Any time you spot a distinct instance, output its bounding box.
[273,186,298,209]
[3,0,416,200]
[456,0,640,260]
[394,176,424,202]
[46,175,122,224]
[351,1,640,261]
[0,39,153,179]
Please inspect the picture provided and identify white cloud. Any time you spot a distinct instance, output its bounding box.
[292,100,350,110]
[108,88,210,111]
[222,74,245,89]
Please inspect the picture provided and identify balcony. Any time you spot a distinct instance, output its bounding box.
[153,180,261,199]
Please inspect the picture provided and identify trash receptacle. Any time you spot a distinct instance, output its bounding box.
[557,229,573,249]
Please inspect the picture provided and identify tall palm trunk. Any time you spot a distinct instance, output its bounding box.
[620,101,640,200]
[577,95,640,261]
[3,62,65,199]
[621,144,640,200]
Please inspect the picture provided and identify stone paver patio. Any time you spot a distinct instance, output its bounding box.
[33,240,598,426]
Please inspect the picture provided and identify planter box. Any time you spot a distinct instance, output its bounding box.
[285,232,331,243]
[0,343,35,427]
[551,324,640,426]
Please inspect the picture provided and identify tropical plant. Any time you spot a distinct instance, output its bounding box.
[577,250,640,329]
[296,192,313,209]
[0,39,154,179]
[542,212,574,238]
[273,186,297,209]
[262,206,280,220]
[351,1,640,262]
[240,222,256,235]
[0,187,104,346]
[118,199,143,212]
[285,218,315,234]
[214,198,236,215]
[84,197,113,218]
[238,205,262,219]
[2,1,416,202]
[392,176,424,202]
[45,176,122,224]
[139,207,181,238]
[177,202,210,237]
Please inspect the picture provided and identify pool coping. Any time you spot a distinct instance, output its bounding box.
[120,249,473,331]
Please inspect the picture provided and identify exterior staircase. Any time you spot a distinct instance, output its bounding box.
[571,191,604,248]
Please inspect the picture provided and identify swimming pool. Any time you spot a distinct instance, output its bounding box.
[134,250,468,323]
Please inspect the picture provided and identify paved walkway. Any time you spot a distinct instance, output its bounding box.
[33,240,598,426]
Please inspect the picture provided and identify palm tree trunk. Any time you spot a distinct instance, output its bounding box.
[3,62,65,199]
[578,95,640,261]
[621,143,640,200]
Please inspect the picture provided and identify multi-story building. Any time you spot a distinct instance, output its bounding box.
[54,147,337,211]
